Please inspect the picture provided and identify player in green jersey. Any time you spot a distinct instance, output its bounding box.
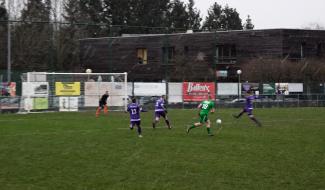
[187,95,215,136]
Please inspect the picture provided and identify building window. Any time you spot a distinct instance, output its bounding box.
[184,46,189,55]
[300,42,306,59]
[216,44,237,64]
[162,47,175,64]
[137,48,148,64]
[316,43,322,57]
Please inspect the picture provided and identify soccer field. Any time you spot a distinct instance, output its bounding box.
[0,108,324,190]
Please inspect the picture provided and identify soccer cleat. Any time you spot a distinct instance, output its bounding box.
[208,133,214,136]
[168,126,172,129]
[186,126,190,134]
[138,135,143,138]
[152,123,156,129]
[232,114,239,119]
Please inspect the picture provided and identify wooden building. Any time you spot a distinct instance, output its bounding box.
[80,29,325,82]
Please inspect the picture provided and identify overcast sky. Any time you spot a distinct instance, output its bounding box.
[185,0,325,29]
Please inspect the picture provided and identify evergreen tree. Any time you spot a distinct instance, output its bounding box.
[187,0,201,31]
[243,15,254,30]
[0,1,7,19]
[58,0,84,70]
[127,0,170,33]
[12,0,52,70]
[102,0,131,35]
[79,0,104,37]
[203,3,243,31]
[166,0,189,31]
[57,0,105,71]
[202,2,222,31]
[0,2,8,70]
[21,0,50,21]
[63,0,105,37]
[221,5,242,30]
[103,0,130,25]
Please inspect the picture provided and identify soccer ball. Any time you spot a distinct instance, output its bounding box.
[216,119,222,124]
[86,68,92,73]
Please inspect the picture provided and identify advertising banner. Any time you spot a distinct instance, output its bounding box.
[217,83,239,95]
[263,83,276,95]
[55,82,80,96]
[59,97,79,111]
[133,83,166,96]
[1,82,16,96]
[242,82,260,95]
[168,83,183,103]
[288,83,303,92]
[183,82,215,102]
[276,83,289,95]
[84,82,127,107]
[33,98,49,110]
[22,82,49,96]
[22,82,49,111]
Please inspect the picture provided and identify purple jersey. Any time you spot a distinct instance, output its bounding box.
[245,95,258,109]
[155,98,165,112]
[127,103,141,121]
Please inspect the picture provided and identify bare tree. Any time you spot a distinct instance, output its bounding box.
[241,58,325,83]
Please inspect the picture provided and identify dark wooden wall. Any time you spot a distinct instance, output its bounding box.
[80,29,325,82]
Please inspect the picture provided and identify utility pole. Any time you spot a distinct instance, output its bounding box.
[6,0,11,82]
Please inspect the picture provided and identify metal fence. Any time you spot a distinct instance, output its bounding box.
[1,94,325,113]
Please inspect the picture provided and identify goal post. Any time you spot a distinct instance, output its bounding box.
[20,72,128,113]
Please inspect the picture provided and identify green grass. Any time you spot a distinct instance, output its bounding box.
[0,108,324,190]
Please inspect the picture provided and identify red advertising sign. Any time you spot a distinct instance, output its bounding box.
[183,82,215,102]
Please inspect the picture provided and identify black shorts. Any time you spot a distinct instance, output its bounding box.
[99,101,106,109]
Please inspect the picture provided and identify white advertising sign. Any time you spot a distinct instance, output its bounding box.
[127,82,133,96]
[288,83,303,92]
[59,97,78,111]
[134,83,166,96]
[22,82,49,96]
[22,82,49,111]
[168,83,183,103]
[217,83,240,95]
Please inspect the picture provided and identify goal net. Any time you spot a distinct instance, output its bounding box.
[19,72,128,113]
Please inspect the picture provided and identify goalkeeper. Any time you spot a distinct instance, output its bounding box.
[96,91,109,117]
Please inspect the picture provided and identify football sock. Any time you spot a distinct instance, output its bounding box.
[165,120,170,127]
[189,125,196,131]
[251,117,262,127]
[237,112,244,118]
[207,127,211,134]
[104,105,108,114]
[137,126,142,134]
[95,107,100,117]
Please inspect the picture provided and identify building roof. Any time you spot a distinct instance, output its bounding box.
[79,28,325,41]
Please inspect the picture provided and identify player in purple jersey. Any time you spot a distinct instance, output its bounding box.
[152,95,171,129]
[233,90,262,127]
[127,97,143,137]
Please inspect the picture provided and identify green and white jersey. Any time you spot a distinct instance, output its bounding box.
[199,100,215,115]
